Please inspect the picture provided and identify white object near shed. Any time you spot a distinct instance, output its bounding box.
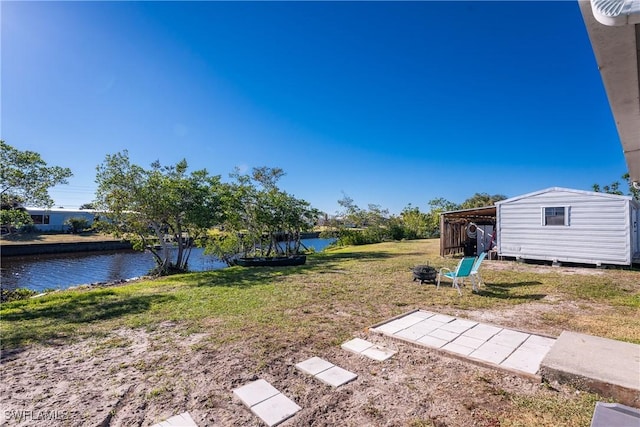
[496,187,640,266]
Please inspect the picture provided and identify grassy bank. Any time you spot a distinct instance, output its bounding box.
[0,231,121,245]
[2,239,639,425]
[3,239,639,350]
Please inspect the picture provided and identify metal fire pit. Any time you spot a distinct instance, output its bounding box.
[411,264,437,284]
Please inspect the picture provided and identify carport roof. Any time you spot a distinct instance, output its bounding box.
[441,206,496,219]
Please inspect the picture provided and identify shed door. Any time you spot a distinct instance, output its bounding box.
[477,225,494,253]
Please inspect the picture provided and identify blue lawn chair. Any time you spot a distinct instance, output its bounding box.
[437,256,476,295]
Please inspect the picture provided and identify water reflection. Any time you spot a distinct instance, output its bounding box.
[1,238,335,292]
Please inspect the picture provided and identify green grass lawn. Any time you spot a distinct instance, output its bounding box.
[2,239,639,350]
[2,239,639,426]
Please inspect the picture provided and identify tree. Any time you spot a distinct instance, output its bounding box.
[0,141,72,231]
[325,195,399,245]
[593,173,639,200]
[459,193,507,209]
[207,167,319,264]
[400,204,431,239]
[94,151,224,275]
[79,203,95,210]
[0,140,73,208]
[424,197,458,237]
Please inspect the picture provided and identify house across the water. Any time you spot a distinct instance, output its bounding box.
[25,207,99,232]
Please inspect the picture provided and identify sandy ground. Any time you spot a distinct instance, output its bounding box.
[1,298,591,427]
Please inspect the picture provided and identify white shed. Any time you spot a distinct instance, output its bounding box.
[496,187,640,266]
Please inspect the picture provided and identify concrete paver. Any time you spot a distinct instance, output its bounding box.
[251,392,301,427]
[488,329,530,348]
[151,412,198,427]
[439,319,478,334]
[501,347,547,374]
[295,356,334,376]
[341,338,374,353]
[233,379,301,427]
[450,335,486,350]
[428,328,460,342]
[395,324,433,341]
[342,338,396,361]
[417,334,448,348]
[413,310,436,319]
[295,357,358,387]
[470,341,515,365]
[233,379,280,407]
[430,314,456,323]
[522,335,555,349]
[374,314,425,334]
[462,324,502,341]
[442,341,476,356]
[361,345,396,361]
[315,366,358,387]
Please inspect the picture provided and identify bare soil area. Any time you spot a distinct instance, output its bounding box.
[1,304,590,427]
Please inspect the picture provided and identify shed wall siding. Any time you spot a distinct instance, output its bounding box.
[497,190,631,265]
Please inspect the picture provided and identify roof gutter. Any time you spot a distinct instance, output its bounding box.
[579,0,640,189]
[590,0,640,25]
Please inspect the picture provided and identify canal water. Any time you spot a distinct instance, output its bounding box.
[1,238,335,292]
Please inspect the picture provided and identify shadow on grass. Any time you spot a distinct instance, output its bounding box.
[309,250,394,263]
[1,291,174,351]
[191,250,394,288]
[475,281,546,301]
[3,291,173,323]
[485,281,543,289]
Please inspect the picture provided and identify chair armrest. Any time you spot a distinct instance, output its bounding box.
[438,267,453,275]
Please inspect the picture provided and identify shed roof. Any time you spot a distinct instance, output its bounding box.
[495,187,634,205]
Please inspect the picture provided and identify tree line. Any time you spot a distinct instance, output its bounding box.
[322,193,508,246]
[2,140,637,276]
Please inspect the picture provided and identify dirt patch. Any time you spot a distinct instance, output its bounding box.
[1,312,592,427]
[482,260,606,276]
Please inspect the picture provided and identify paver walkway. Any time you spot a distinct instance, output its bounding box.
[371,309,555,375]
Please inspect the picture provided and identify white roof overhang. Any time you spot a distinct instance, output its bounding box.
[579,0,640,188]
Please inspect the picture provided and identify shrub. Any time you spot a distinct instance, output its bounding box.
[19,224,39,233]
[65,217,90,234]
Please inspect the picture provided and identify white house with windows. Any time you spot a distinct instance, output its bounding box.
[496,187,640,266]
[25,208,98,232]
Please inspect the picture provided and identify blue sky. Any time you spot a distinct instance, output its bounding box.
[1,1,627,215]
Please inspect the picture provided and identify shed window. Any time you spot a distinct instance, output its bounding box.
[543,207,566,226]
[30,214,50,225]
